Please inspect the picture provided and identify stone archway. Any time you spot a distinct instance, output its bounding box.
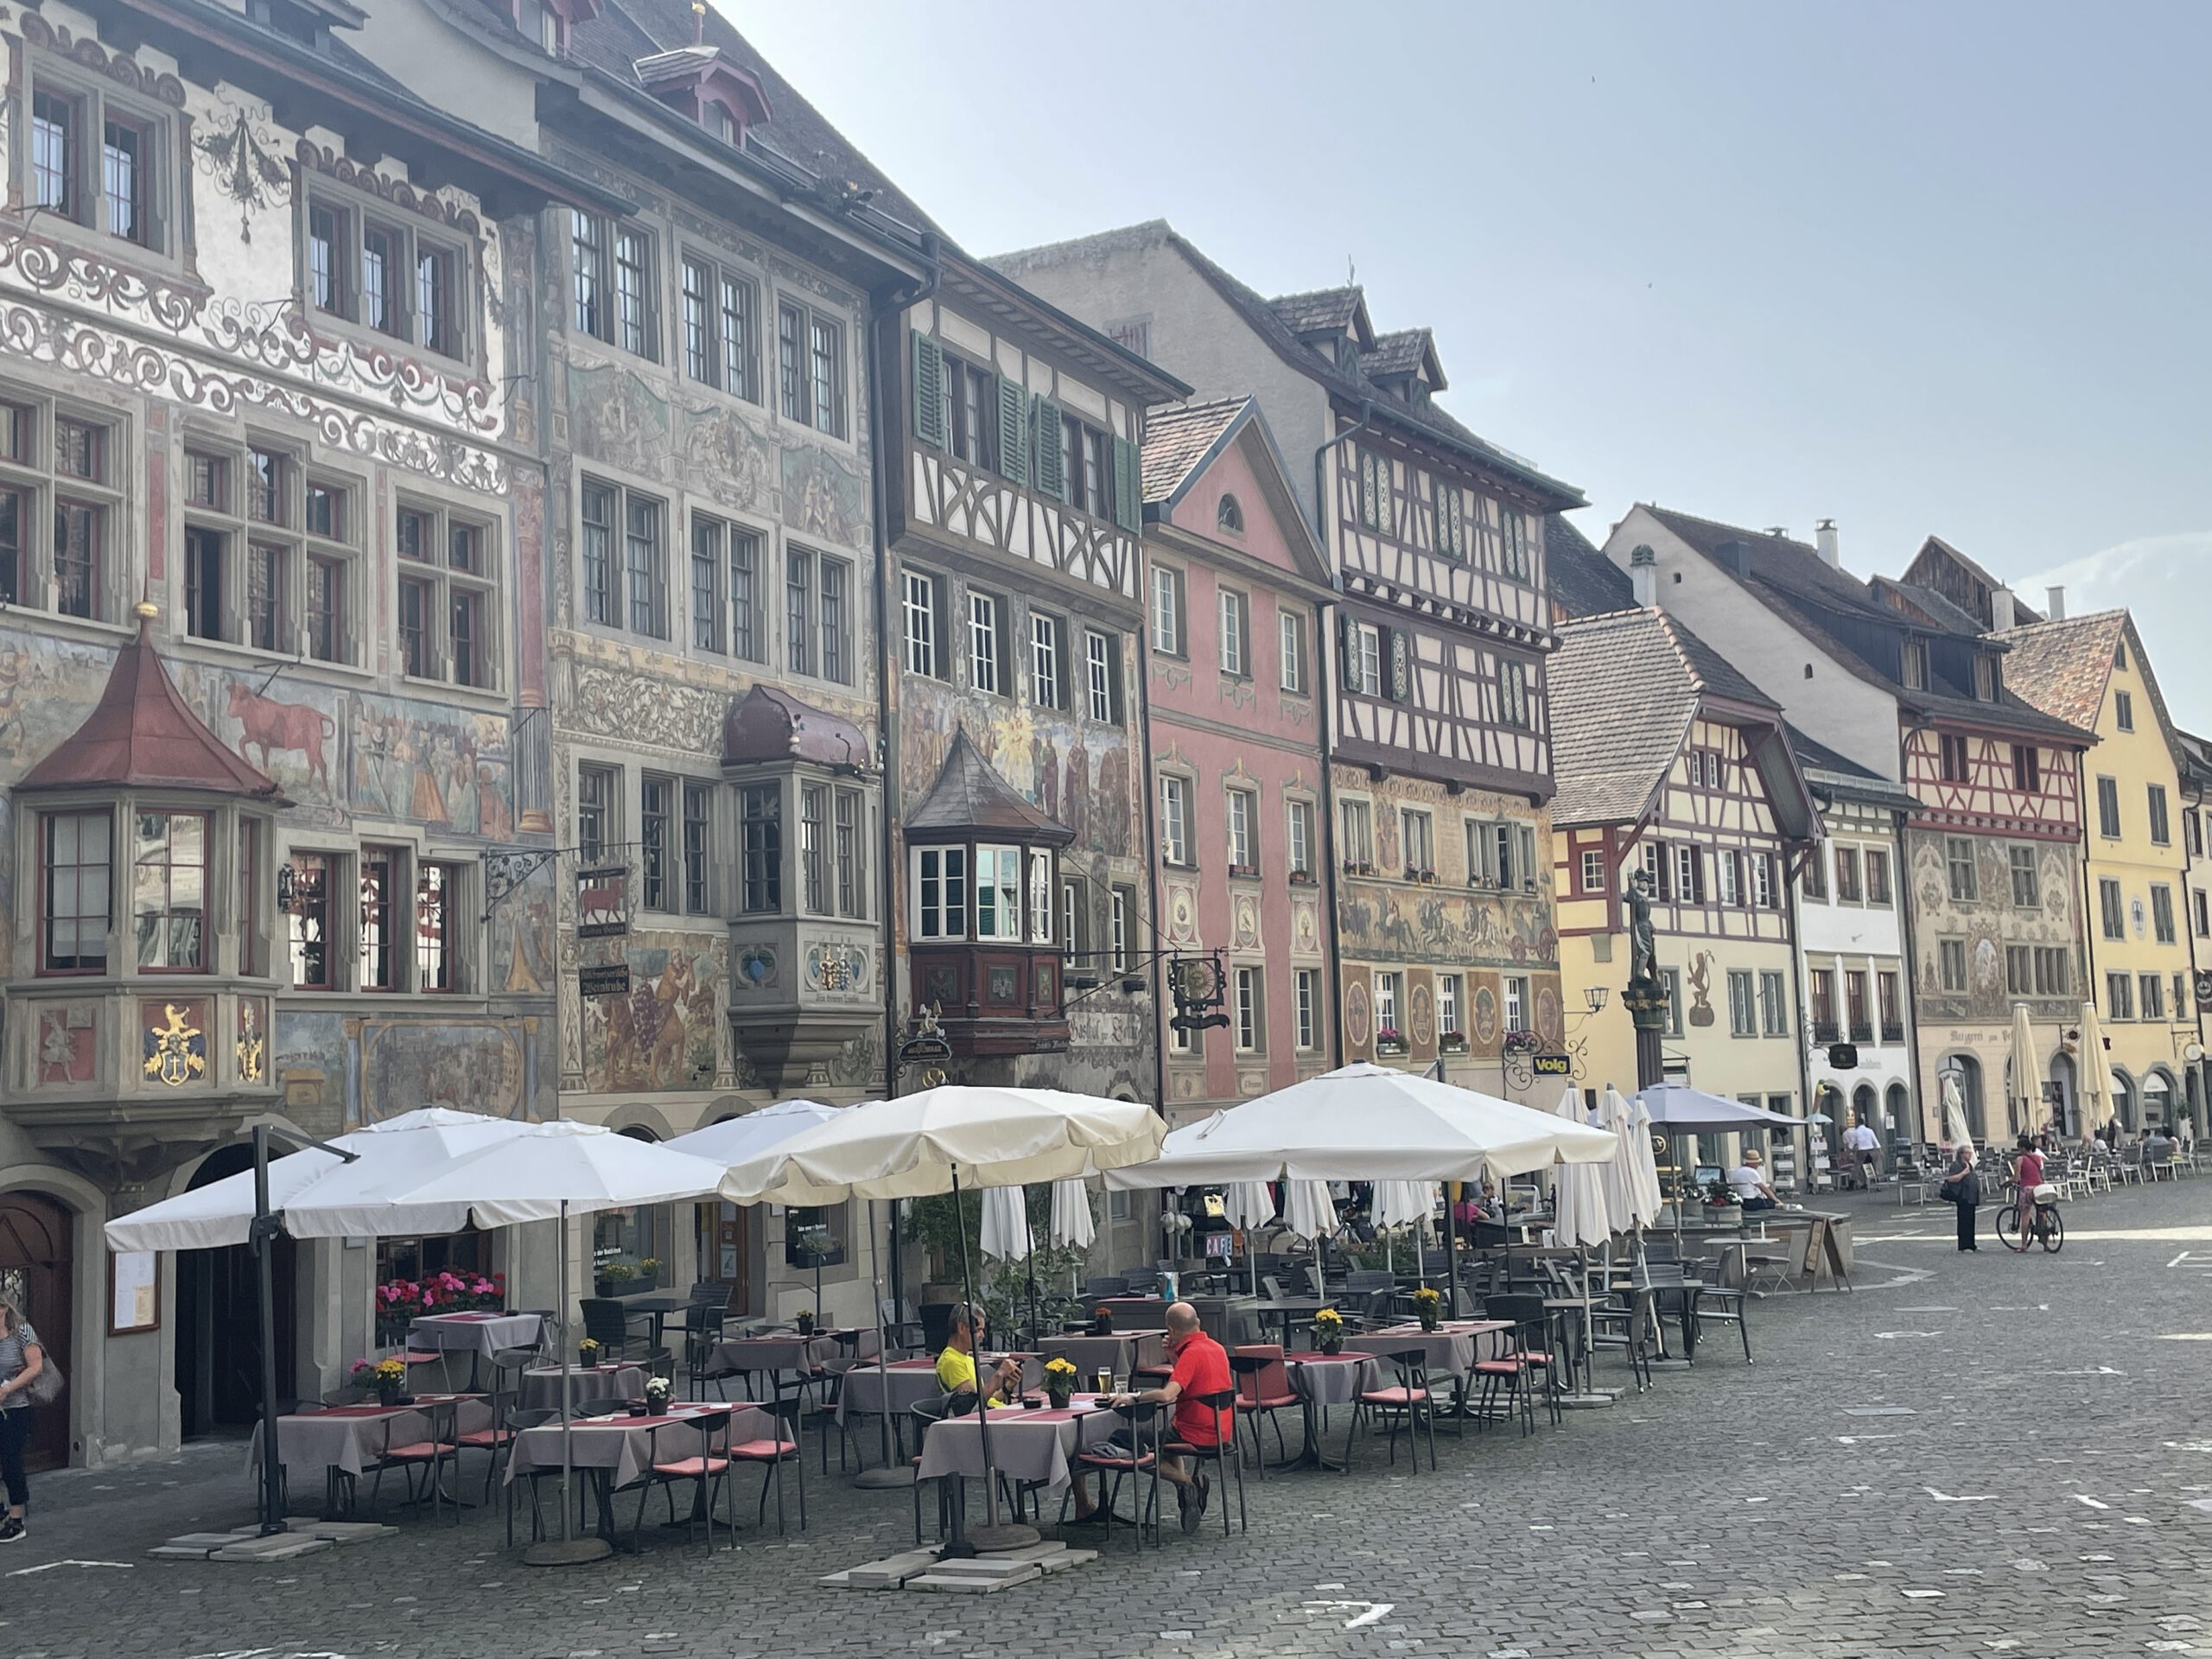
[2047,1050,2077,1137]
[0,1193,73,1470]
[176,1144,296,1437]
[2144,1067,2177,1131]
[2113,1066,2139,1133]
[1885,1081,1912,1143]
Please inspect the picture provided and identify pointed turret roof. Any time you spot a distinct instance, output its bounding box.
[906,728,1071,844]
[19,607,282,797]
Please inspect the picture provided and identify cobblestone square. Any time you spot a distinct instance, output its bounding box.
[7,1179,2211,1659]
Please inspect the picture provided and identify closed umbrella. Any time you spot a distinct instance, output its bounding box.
[718,1086,1164,1554]
[1280,1179,1337,1242]
[1551,1085,1612,1249]
[1618,1088,1667,1231]
[979,1185,1033,1262]
[1371,1179,1436,1283]
[352,1121,728,1567]
[1223,1181,1274,1294]
[2077,1001,2113,1141]
[1941,1071,1975,1156]
[2009,1004,2045,1139]
[1047,1179,1095,1250]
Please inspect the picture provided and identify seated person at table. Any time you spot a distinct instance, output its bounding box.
[1071,1301,1230,1533]
[935,1303,1022,1406]
[1726,1149,1779,1212]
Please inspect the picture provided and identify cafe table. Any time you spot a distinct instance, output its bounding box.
[916,1394,1121,1500]
[251,1394,493,1519]
[505,1402,775,1550]
[1037,1331,1166,1384]
[1246,1297,1328,1348]
[1279,1351,1379,1471]
[705,1333,841,1399]
[520,1362,646,1413]
[407,1311,545,1390]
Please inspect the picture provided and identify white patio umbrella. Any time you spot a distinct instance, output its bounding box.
[353,1120,728,1568]
[718,1085,1164,1554]
[1617,1089,1667,1232]
[2009,1005,2045,1139]
[1552,1084,1613,1249]
[1222,1181,1274,1294]
[979,1185,1034,1262]
[103,1108,537,1252]
[1279,1179,1338,1242]
[2077,1001,2113,1140]
[1370,1179,1435,1284]
[1940,1071,1975,1156]
[1047,1179,1095,1251]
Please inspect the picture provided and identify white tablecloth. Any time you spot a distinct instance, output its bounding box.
[917,1399,1120,1495]
[1345,1320,1510,1379]
[507,1404,775,1492]
[407,1313,543,1361]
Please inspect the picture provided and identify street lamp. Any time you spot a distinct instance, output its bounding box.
[1584,986,1609,1014]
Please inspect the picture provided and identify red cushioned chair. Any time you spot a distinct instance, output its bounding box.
[728,1394,805,1534]
[367,1397,461,1523]
[1229,1345,1300,1477]
[1164,1388,1247,1535]
[1346,1348,1437,1472]
[1059,1397,1164,1548]
[629,1405,735,1553]
[1479,1295,1555,1434]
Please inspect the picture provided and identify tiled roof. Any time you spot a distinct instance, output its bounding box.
[1141,397,1246,503]
[21,614,280,797]
[988,221,1583,506]
[569,0,941,238]
[1360,327,1440,386]
[1991,611,2128,734]
[1543,513,1634,620]
[1269,286,1365,337]
[1787,722,1919,810]
[721,683,869,769]
[1904,535,2044,628]
[1548,608,1776,827]
[1643,505,1891,624]
[907,729,1073,843]
[1872,576,1986,640]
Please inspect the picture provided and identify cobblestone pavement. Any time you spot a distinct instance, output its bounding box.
[9,1177,2212,1659]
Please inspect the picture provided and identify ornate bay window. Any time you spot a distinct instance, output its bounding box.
[721,685,879,1089]
[9,610,283,1178]
[904,730,1073,1058]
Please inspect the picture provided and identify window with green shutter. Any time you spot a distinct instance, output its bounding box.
[1111,435,1141,533]
[995,376,1027,485]
[1031,394,1065,499]
[910,330,945,448]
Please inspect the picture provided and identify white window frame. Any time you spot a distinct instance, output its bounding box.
[1084,627,1116,723]
[968,590,1001,695]
[1160,774,1191,867]
[1375,970,1401,1037]
[1340,798,1375,868]
[1218,588,1248,677]
[1279,608,1308,695]
[1234,965,1262,1052]
[1226,786,1255,871]
[974,844,1021,941]
[902,569,939,677]
[1438,973,1462,1037]
[1580,849,1606,893]
[1151,565,1184,656]
[1294,969,1319,1052]
[1030,610,1063,709]
[913,846,967,942]
[1503,975,1529,1032]
[1287,798,1314,877]
[1352,621,1382,696]
[393,493,500,688]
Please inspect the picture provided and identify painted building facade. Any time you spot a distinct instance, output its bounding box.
[1547,608,1816,1139]
[0,0,608,1464]
[1602,506,2092,1144]
[995,221,1582,1100]
[1141,398,1335,1122]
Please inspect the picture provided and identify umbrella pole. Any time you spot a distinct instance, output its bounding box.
[946,1166,1037,1556]
[524,1199,610,1565]
[853,1198,907,1491]
[1444,1185,1459,1319]
[250,1123,285,1536]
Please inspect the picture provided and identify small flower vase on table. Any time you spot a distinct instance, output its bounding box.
[1413,1290,1442,1333]
[377,1381,401,1408]
[1312,1310,1345,1356]
[1043,1358,1077,1409]
[796,1312,815,1337]
[644,1378,672,1416]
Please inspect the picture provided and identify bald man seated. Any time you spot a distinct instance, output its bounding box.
[1068,1300,1231,1533]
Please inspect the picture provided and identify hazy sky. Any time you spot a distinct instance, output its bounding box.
[732,1,2212,716]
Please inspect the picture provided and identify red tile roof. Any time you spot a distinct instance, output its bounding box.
[19,609,280,797]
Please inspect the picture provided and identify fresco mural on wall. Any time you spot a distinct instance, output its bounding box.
[363,1020,526,1119]
[490,865,556,995]
[781,444,868,550]
[275,1010,350,1125]
[349,694,513,836]
[1907,829,2080,1024]
[580,931,728,1093]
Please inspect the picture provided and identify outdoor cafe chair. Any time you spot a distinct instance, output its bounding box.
[1346,1349,1437,1473]
[906,1397,957,1545]
[1691,1251,1753,1364]
[500,1407,562,1548]
[1164,1389,1247,1533]
[1588,1287,1657,1394]
[630,1404,737,1553]
[1477,1296,1553,1435]
[729,1394,805,1535]
[581,1297,652,1359]
[1060,1397,1163,1548]
[1228,1346,1300,1474]
[457,1347,536,1500]
[367,1397,461,1525]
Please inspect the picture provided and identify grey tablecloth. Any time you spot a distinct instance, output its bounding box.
[1037,1332,1167,1379]
[1283,1352,1381,1406]
[250,1395,493,1480]
[506,1403,775,1492]
[708,1335,839,1381]
[520,1363,645,1412]
[836,1360,946,1423]
[916,1400,1119,1495]
[407,1313,543,1360]
[1346,1320,1510,1378]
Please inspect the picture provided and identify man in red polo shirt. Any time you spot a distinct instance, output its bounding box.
[1103,1300,1230,1532]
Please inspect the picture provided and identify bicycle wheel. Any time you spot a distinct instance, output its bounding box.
[2039,1206,2063,1253]
[1994,1205,2023,1251]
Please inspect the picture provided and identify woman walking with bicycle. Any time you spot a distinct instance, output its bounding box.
[2011,1135,2044,1238]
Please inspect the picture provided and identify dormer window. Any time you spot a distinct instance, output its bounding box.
[708,103,739,144]
[1972,652,1997,702]
[1901,639,1929,691]
[1217,493,1243,534]
[632,47,772,149]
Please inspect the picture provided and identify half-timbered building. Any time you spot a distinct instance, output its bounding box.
[1141,397,1336,1122]
[885,245,1185,1230]
[1603,506,2093,1143]
[995,221,1584,1098]
[1548,607,1817,1147]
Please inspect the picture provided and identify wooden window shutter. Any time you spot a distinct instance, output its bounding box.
[1338,613,1357,684]
[1387,628,1410,702]
[911,330,946,448]
[995,375,1027,484]
[1032,394,1065,499]
[1111,435,1141,533]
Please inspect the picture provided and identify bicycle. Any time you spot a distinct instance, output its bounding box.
[1993,1184,2064,1253]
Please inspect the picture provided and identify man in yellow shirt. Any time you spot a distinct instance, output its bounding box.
[935,1303,1022,1403]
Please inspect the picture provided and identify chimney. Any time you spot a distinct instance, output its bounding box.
[1715,538,1752,578]
[1991,586,2017,632]
[1630,543,1657,608]
[1815,518,1840,569]
[2045,584,2066,621]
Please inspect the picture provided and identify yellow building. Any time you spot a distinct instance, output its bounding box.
[1548,610,1819,1154]
[1998,611,2201,1133]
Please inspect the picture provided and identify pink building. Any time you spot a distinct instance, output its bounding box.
[1143,399,1337,1120]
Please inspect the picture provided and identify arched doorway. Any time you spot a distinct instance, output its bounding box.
[177,1145,296,1437]
[2113,1067,2138,1133]
[1942,1055,1986,1143]
[0,1194,73,1470]
[1851,1083,1878,1132]
[1885,1081,1911,1144]
[2047,1051,2077,1137]
[2144,1069,2175,1131]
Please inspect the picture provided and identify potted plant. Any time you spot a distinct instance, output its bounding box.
[1091,1303,1115,1336]
[1311,1307,1345,1357]
[643,1375,673,1415]
[1376,1027,1407,1056]
[1702,1176,1740,1219]
[1042,1355,1078,1408]
[633,1257,663,1293]
[351,1356,408,1408]
[1440,1031,1469,1054]
[594,1259,638,1298]
[1410,1286,1444,1333]
[1502,1029,1540,1057]
[578,1336,603,1369]
[795,1307,816,1337]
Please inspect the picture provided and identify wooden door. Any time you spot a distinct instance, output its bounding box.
[0,1194,73,1470]
[695,1202,753,1313]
